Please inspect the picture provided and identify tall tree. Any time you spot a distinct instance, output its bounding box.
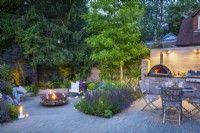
[15,7,72,84]
[0,0,24,55]
[0,0,89,83]
[140,0,172,41]
[83,0,149,81]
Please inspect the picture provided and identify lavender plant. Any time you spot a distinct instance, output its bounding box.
[0,100,11,123]
[75,85,134,118]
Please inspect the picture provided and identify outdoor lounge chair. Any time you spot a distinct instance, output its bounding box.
[69,81,80,94]
[161,87,183,125]
[12,86,33,102]
[139,80,160,113]
[69,81,86,95]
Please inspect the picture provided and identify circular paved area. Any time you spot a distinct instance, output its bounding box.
[0,97,200,133]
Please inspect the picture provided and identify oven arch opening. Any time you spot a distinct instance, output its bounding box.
[148,64,173,77]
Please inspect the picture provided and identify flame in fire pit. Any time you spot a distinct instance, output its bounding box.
[52,93,56,100]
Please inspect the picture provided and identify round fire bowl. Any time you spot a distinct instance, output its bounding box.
[39,89,68,106]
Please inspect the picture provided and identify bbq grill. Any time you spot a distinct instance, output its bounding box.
[186,70,200,83]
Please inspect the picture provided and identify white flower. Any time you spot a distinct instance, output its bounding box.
[0,93,2,99]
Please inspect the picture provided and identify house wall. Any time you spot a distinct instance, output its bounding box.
[149,46,200,76]
[192,11,200,31]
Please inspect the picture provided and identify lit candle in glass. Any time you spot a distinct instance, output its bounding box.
[18,106,25,119]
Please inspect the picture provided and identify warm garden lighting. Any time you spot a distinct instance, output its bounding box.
[24,113,29,117]
[18,106,25,119]
[194,48,200,53]
[165,50,171,54]
[51,93,56,100]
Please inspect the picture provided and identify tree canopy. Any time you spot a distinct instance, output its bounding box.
[0,0,90,83]
[82,0,149,80]
[141,0,200,41]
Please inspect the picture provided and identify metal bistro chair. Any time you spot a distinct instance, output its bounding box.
[139,80,160,113]
[187,91,200,117]
[161,87,183,125]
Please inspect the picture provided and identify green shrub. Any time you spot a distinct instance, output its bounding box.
[0,64,12,82]
[25,84,39,95]
[52,81,70,88]
[52,82,62,88]
[8,104,19,119]
[45,81,54,88]
[0,101,19,123]
[38,82,46,89]
[38,81,54,89]
[87,81,100,90]
[87,83,96,90]
[2,84,15,96]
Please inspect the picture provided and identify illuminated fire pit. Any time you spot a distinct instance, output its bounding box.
[39,89,68,106]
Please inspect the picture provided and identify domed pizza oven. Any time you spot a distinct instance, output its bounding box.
[148,64,173,77]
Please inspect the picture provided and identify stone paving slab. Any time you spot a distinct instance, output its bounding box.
[0,97,200,133]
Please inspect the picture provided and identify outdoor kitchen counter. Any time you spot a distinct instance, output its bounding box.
[143,77,200,98]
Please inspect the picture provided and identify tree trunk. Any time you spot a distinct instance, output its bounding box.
[31,54,38,84]
[120,61,123,82]
[32,65,38,84]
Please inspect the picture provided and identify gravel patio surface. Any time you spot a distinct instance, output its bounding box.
[0,96,200,133]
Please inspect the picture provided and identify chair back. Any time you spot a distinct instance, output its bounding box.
[161,87,183,104]
[139,80,148,97]
[69,82,79,93]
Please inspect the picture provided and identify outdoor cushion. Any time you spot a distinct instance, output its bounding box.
[145,94,159,100]
[16,86,27,94]
[69,82,80,93]
[163,101,182,107]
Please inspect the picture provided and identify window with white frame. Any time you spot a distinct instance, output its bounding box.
[198,16,200,30]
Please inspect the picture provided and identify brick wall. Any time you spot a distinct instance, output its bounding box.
[192,11,200,31]
[141,59,150,80]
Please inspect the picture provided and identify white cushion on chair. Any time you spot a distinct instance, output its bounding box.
[69,82,79,93]
[16,86,27,94]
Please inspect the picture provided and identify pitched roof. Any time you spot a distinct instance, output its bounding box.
[145,33,177,48]
[162,33,177,41]
[176,7,200,46]
[192,6,200,17]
